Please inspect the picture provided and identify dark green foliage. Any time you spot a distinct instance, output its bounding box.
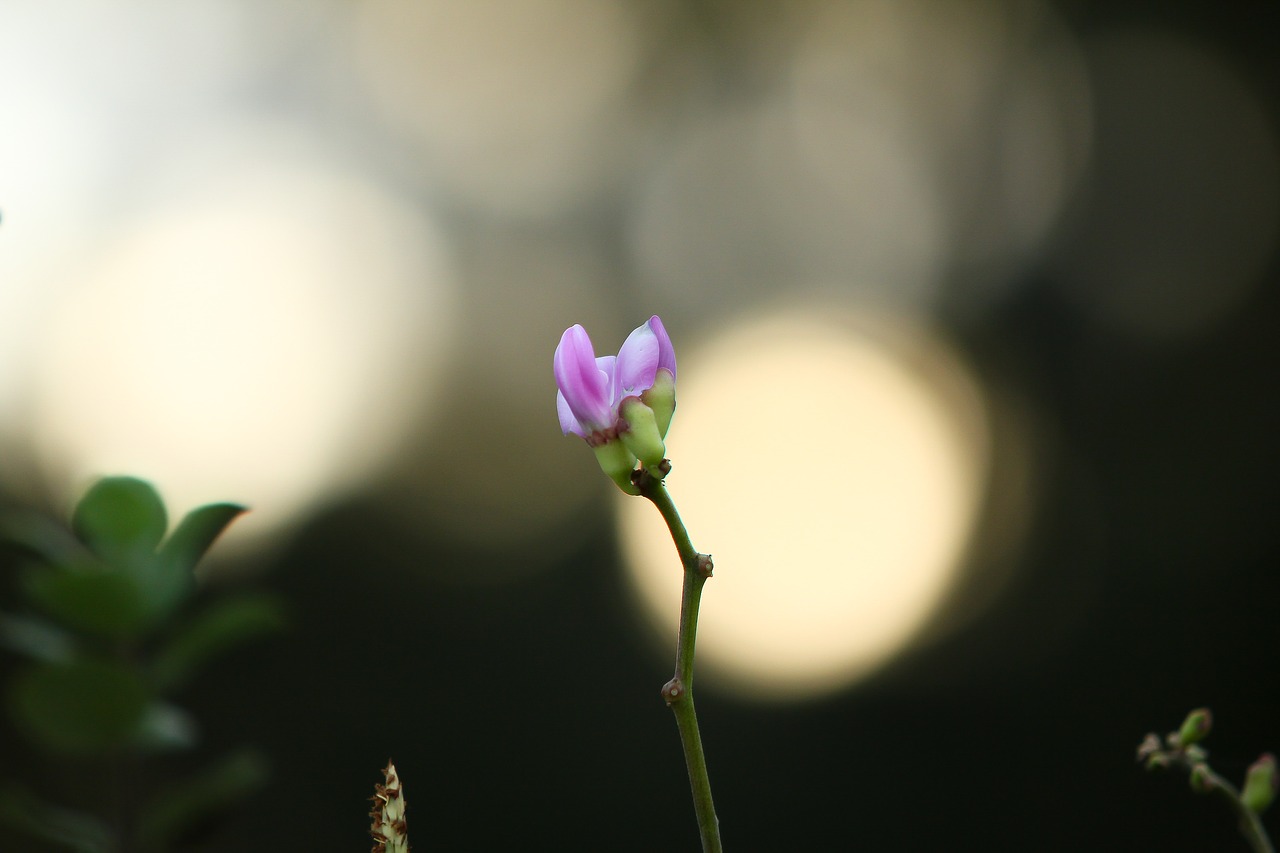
[156,502,247,580]
[72,477,169,571]
[0,785,114,853]
[136,749,270,852]
[149,594,285,692]
[23,566,153,642]
[0,476,278,851]
[10,657,148,754]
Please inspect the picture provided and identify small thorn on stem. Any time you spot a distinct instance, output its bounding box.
[662,676,685,706]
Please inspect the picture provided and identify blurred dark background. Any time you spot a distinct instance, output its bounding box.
[2,0,1278,849]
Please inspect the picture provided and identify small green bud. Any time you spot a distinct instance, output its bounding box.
[1177,708,1213,748]
[618,397,666,473]
[1243,753,1277,814]
[592,439,640,495]
[1137,733,1162,763]
[1189,762,1215,794]
[641,368,676,438]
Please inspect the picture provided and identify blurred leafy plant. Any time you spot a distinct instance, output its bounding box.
[0,476,280,852]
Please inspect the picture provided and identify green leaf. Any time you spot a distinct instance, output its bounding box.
[23,566,152,642]
[0,612,76,662]
[157,502,246,577]
[149,595,285,692]
[0,784,115,853]
[136,749,269,852]
[133,702,199,753]
[71,477,167,570]
[138,502,247,620]
[129,555,192,629]
[0,511,87,568]
[9,658,148,755]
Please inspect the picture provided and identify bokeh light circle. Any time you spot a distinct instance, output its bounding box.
[25,141,457,545]
[620,310,989,700]
[353,0,647,216]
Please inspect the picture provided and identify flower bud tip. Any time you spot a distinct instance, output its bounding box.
[1188,762,1215,794]
[1243,753,1278,814]
[1177,708,1213,748]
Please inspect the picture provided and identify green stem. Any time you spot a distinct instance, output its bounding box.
[636,465,722,853]
[1200,767,1275,853]
[1143,734,1276,853]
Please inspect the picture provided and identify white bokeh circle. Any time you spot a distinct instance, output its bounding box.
[621,310,989,699]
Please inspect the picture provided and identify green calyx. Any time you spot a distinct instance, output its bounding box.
[593,439,640,495]
[1243,754,1278,814]
[642,369,676,438]
[619,397,666,473]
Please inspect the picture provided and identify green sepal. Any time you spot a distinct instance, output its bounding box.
[593,440,640,495]
[71,477,167,571]
[641,368,676,438]
[619,397,666,471]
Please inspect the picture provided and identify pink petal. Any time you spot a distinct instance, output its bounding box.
[595,354,618,405]
[554,325,613,432]
[615,320,660,397]
[557,390,586,437]
[647,315,677,379]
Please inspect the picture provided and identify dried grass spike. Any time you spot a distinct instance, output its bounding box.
[370,760,409,853]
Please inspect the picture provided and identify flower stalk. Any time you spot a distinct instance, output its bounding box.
[1139,710,1275,853]
[1189,764,1272,853]
[555,316,721,850]
[635,463,722,853]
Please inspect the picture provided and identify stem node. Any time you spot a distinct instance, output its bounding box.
[696,553,714,578]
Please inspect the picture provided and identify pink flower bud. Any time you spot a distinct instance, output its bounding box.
[554,316,677,490]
